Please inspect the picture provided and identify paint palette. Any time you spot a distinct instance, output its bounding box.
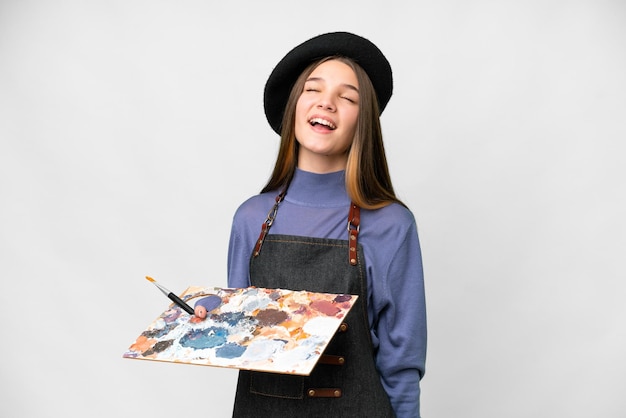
[123,286,358,375]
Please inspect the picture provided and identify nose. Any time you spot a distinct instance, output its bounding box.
[316,93,336,112]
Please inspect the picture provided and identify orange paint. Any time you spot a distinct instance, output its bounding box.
[129,335,155,352]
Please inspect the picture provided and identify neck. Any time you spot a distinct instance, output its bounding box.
[297,151,348,174]
[284,168,349,207]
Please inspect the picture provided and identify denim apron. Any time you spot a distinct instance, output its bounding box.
[232,195,395,417]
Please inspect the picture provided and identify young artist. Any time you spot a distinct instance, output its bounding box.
[195,31,427,417]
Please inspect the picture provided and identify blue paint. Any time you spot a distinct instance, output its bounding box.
[213,311,255,327]
[180,327,228,349]
[198,295,222,313]
[237,288,275,311]
[216,343,247,359]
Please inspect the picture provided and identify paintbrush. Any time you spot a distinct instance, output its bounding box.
[145,276,195,315]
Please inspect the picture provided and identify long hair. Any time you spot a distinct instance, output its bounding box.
[261,56,404,209]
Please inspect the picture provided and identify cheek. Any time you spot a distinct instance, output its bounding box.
[294,98,311,138]
[345,111,359,135]
[294,99,304,120]
[294,107,305,139]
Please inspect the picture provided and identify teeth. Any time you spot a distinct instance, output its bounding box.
[309,117,336,129]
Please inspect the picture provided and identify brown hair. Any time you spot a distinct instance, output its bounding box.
[261,56,404,209]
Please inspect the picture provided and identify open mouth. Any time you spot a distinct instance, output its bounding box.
[309,117,336,130]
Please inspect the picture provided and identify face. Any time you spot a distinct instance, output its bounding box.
[294,59,360,173]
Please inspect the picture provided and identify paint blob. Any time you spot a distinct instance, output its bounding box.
[310,300,341,316]
[216,343,247,359]
[242,339,285,362]
[143,339,174,356]
[334,294,352,303]
[198,294,222,313]
[255,309,289,327]
[180,327,228,349]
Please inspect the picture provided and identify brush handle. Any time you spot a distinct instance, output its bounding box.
[168,292,195,315]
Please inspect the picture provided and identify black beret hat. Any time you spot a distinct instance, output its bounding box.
[263,31,393,135]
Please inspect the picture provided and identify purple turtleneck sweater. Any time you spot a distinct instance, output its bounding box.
[220,168,427,417]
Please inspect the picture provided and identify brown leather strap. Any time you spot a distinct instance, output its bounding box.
[253,191,286,257]
[318,354,345,366]
[255,194,361,266]
[307,388,342,398]
[348,202,360,266]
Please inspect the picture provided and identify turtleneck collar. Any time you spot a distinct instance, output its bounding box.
[284,168,350,208]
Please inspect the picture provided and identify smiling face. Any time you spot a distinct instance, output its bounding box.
[294,59,360,173]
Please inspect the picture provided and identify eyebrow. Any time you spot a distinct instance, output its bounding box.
[306,77,359,93]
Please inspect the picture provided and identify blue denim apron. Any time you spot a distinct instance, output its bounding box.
[232,196,395,417]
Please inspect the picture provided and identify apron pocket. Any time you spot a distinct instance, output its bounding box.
[250,372,304,399]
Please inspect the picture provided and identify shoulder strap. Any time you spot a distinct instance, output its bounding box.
[348,202,360,266]
[253,191,286,257]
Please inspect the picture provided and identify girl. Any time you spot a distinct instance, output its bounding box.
[196,31,427,418]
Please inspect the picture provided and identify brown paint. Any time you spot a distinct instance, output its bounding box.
[255,309,289,326]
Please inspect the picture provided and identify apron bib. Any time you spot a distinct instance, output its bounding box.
[232,198,394,417]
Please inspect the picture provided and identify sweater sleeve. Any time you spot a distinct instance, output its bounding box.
[225,193,279,288]
[375,219,427,418]
[227,219,252,288]
[195,218,251,309]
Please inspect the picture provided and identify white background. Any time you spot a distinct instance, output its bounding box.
[1,1,624,417]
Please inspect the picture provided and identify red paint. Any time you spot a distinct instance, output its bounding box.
[310,300,341,316]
